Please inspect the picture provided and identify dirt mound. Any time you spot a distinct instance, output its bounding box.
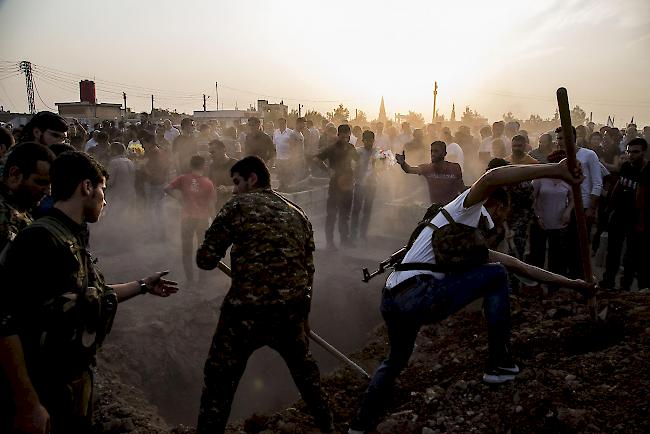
[225,289,650,433]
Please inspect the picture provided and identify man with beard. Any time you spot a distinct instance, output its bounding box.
[506,135,539,165]
[196,156,333,433]
[0,143,56,255]
[18,112,68,147]
[0,151,178,434]
[396,141,465,206]
[244,117,275,164]
[315,124,359,249]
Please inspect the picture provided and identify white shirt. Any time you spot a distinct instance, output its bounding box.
[164,127,180,143]
[84,138,97,152]
[478,136,511,156]
[305,127,320,155]
[446,142,464,172]
[385,189,494,288]
[576,147,603,207]
[273,127,294,160]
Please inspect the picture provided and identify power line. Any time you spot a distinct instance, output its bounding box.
[33,81,55,111]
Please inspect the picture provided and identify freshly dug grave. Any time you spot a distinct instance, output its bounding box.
[93,288,649,433]
[225,289,650,434]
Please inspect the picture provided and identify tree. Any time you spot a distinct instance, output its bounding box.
[305,109,326,128]
[404,111,425,128]
[326,104,350,124]
[571,105,587,125]
[353,110,368,125]
[502,111,522,124]
[460,106,488,127]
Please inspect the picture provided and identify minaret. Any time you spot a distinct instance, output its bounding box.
[451,103,456,122]
[378,96,388,123]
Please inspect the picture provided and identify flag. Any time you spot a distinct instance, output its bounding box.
[606,116,614,128]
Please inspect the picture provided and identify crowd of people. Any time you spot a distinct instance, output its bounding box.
[0,109,648,433]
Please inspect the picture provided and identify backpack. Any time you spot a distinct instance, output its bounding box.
[394,203,489,273]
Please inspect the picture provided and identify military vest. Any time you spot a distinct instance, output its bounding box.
[29,216,118,370]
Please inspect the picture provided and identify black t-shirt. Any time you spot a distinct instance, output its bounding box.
[209,156,238,187]
[245,131,275,162]
[612,161,650,217]
[316,141,359,187]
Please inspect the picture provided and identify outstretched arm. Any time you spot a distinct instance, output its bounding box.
[395,151,420,174]
[464,160,584,208]
[488,250,593,294]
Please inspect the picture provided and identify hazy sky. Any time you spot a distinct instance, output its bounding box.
[1,0,649,126]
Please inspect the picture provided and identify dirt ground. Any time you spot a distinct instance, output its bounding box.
[88,202,650,433]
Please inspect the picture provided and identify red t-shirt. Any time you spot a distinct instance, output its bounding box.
[168,173,216,219]
[416,161,464,205]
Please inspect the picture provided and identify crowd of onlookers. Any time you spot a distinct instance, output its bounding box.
[1,111,648,290]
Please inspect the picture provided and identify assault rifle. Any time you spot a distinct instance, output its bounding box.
[361,247,407,282]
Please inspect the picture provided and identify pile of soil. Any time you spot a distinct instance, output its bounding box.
[92,288,649,433]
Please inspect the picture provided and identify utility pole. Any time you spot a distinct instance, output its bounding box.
[19,61,36,114]
[215,82,219,110]
[151,95,154,115]
[432,81,438,123]
[123,92,127,118]
[203,94,207,112]
[355,108,358,121]
[298,104,302,117]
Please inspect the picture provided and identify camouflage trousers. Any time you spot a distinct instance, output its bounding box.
[196,307,332,434]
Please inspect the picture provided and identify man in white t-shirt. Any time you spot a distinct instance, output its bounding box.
[349,159,593,434]
[273,117,294,190]
[163,119,180,144]
[442,128,464,172]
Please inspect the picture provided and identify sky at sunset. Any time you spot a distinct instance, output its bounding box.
[1,0,649,126]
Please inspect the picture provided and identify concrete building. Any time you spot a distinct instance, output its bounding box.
[257,99,288,119]
[55,80,123,124]
[193,109,263,127]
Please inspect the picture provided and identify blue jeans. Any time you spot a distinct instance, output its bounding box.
[352,264,511,430]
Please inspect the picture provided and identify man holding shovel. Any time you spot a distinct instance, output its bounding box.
[195,156,333,433]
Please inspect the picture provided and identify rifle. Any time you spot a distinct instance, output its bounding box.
[362,247,407,282]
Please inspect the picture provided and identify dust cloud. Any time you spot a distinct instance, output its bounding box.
[89,176,420,426]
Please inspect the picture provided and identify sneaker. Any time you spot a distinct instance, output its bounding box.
[483,369,515,384]
[482,364,520,384]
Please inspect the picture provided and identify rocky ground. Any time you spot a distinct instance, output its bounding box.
[93,286,650,434]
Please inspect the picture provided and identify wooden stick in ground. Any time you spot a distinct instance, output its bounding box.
[556,87,597,319]
[215,260,371,378]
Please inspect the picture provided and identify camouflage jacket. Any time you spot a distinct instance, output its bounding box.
[0,183,33,255]
[197,188,315,311]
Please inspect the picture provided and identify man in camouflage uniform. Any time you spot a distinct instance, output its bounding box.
[0,143,55,256]
[0,151,178,434]
[196,156,333,433]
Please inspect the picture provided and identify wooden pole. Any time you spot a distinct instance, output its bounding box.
[556,87,597,319]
